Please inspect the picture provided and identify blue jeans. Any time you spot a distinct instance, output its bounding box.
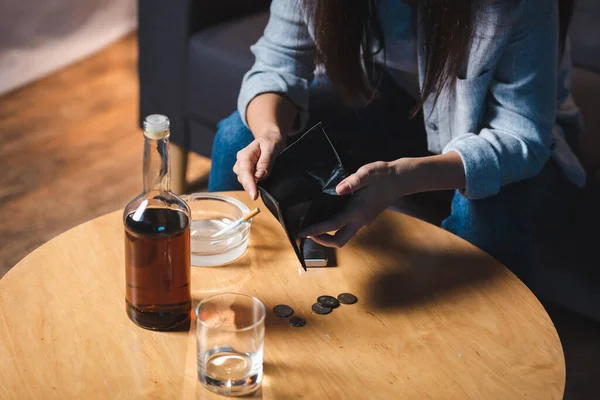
[208,77,575,284]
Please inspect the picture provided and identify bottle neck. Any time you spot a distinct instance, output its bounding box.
[143,135,170,193]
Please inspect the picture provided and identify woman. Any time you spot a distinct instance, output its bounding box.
[209,0,584,282]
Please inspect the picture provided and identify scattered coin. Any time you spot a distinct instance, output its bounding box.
[273,304,294,318]
[317,295,340,308]
[311,303,332,315]
[289,316,306,327]
[337,293,358,305]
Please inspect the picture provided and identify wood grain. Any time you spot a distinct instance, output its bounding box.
[0,34,210,278]
[0,191,565,399]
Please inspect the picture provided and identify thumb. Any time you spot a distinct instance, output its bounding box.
[336,161,389,195]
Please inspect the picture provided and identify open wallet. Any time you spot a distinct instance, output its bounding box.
[258,123,352,270]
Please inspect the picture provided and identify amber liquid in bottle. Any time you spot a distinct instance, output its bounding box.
[124,114,191,330]
[125,208,191,330]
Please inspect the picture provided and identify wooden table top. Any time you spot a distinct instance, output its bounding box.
[0,192,564,399]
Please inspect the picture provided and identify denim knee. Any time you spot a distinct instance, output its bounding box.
[212,112,253,151]
[208,111,254,192]
[442,189,535,283]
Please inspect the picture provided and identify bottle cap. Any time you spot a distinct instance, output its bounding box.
[143,114,170,140]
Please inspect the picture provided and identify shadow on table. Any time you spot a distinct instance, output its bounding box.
[354,215,506,310]
[365,255,503,310]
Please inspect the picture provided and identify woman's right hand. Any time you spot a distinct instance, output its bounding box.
[233,131,285,200]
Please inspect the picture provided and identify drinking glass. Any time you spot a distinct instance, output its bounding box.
[196,293,266,396]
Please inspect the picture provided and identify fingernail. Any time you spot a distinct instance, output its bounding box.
[255,170,266,179]
[337,183,351,195]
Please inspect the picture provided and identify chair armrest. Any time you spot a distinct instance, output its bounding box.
[138,0,270,145]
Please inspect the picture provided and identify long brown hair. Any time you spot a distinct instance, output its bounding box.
[303,0,575,111]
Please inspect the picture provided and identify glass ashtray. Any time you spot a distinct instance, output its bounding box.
[184,193,251,267]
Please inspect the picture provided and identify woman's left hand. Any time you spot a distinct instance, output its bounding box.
[299,152,466,247]
[299,159,411,248]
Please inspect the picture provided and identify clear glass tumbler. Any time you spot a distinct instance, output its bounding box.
[196,293,266,396]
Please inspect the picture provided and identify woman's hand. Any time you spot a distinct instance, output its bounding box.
[299,152,466,248]
[236,93,298,200]
[299,160,412,248]
[233,131,285,200]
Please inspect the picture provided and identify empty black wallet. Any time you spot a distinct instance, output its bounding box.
[258,123,352,270]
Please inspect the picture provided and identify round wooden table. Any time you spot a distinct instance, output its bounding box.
[0,192,564,399]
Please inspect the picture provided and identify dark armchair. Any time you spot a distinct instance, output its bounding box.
[138,0,270,193]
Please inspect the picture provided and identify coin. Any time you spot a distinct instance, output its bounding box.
[337,293,358,305]
[317,295,340,308]
[289,316,306,327]
[311,303,332,315]
[273,304,294,318]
